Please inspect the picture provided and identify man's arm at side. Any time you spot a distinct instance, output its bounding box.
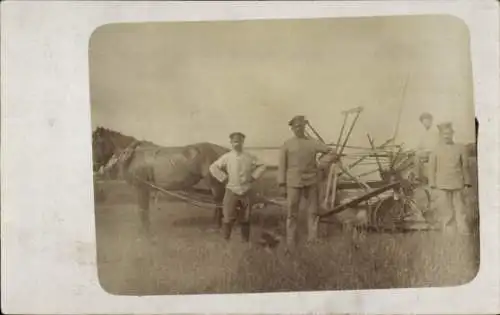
[460,144,472,187]
[209,154,229,183]
[277,144,287,186]
[428,150,437,188]
[251,155,267,181]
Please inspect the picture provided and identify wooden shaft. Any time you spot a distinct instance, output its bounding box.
[329,169,339,209]
[346,137,394,170]
[335,114,349,154]
[319,181,400,218]
[338,163,371,191]
[338,111,362,156]
[323,163,335,207]
[306,121,326,143]
[367,134,385,177]
[390,146,404,170]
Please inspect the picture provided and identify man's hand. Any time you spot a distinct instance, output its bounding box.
[464,184,472,194]
[278,184,287,198]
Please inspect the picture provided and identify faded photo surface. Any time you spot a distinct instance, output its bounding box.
[90,15,479,295]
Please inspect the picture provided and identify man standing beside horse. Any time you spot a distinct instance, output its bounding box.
[210,132,267,243]
[278,115,335,250]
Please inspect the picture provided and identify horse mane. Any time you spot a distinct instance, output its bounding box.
[93,127,138,146]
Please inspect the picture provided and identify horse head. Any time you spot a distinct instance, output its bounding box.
[92,127,141,174]
[92,127,117,172]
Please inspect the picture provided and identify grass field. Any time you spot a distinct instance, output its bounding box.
[95,177,480,296]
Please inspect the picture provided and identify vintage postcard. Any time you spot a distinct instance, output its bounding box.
[91,15,479,295]
[2,1,499,314]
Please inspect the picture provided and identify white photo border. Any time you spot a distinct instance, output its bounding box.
[1,1,499,314]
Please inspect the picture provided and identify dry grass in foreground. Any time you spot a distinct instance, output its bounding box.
[95,181,480,296]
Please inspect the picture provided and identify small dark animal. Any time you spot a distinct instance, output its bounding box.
[258,230,281,250]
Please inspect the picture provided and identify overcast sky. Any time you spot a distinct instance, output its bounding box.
[89,15,475,148]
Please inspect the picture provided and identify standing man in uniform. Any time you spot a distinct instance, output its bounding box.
[278,115,334,249]
[210,132,267,242]
[408,112,440,222]
[428,122,472,234]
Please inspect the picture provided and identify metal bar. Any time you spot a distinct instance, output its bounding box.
[319,181,400,218]
[347,136,393,170]
[390,146,404,170]
[354,168,384,179]
[329,170,339,209]
[306,121,326,144]
[392,73,411,144]
[335,114,349,154]
[341,106,364,115]
[367,134,385,178]
[338,163,371,191]
[323,163,335,207]
[338,110,362,156]
[337,180,391,190]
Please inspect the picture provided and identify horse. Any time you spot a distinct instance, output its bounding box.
[92,127,139,174]
[93,130,229,234]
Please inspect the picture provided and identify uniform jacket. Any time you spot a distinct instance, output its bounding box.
[278,137,330,188]
[428,142,471,190]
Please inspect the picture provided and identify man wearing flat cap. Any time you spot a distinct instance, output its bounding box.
[210,132,267,242]
[278,115,333,249]
[428,122,472,234]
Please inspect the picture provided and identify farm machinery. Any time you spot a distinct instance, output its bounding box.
[267,106,431,232]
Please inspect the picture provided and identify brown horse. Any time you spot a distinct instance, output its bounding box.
[92,127,141,175]
[93,128,229,233]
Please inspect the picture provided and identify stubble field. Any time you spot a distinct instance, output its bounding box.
[95,169,480,295]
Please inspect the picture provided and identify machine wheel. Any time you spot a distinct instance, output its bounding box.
[370,185,430,232]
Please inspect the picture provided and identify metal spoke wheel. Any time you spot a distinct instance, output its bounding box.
[370,183,431,232]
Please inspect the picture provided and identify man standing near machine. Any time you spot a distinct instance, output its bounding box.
[428,122,472,234]
[278,115,334,250]
[408,112,440,222]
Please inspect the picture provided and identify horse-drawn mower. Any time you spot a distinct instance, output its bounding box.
[93,106,432,233]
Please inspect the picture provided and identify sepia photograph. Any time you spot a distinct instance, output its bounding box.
[90,16,479,296]
[2,0,499,313]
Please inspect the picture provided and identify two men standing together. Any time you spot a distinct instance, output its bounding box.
[414,113,473,234]
[209,115,333,249]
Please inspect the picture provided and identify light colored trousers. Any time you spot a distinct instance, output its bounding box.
[286,184,319,247]
[433,189,468,231]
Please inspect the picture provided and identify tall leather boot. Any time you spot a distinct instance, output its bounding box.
[240,222,251,242]
[222,222,233,241]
